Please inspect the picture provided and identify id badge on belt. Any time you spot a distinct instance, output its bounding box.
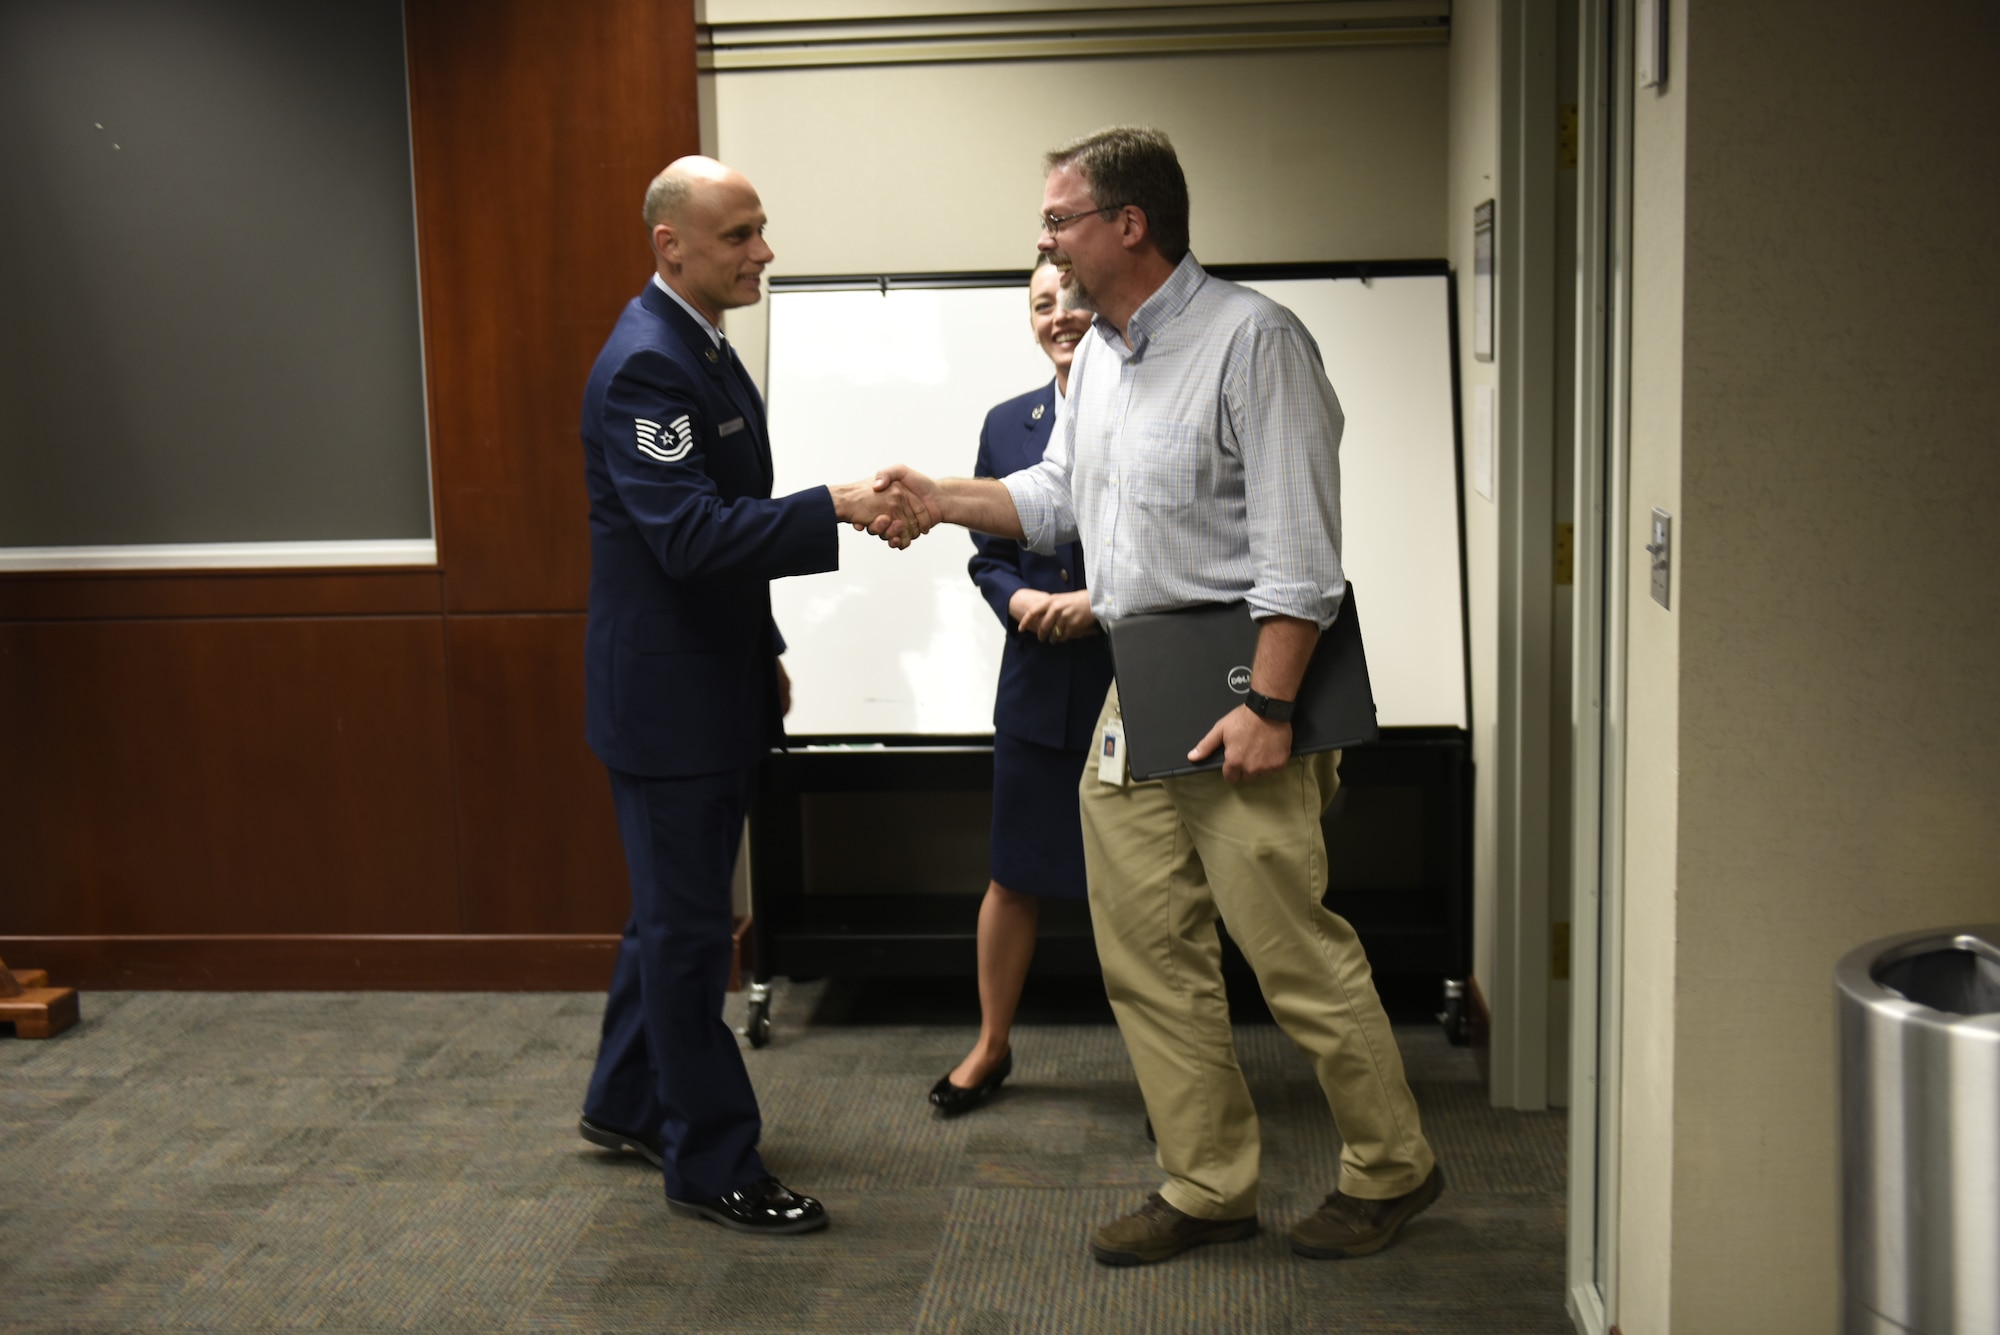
[1098,714,1128,786]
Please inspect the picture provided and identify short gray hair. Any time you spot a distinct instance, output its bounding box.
[642,169,692,228]
[1045,126,1190,264]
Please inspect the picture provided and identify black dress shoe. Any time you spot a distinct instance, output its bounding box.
[667,1176,828,1234]
[928,1051,1012,1117]
[578,1115,664,1168]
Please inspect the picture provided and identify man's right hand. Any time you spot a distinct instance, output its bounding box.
[829,475,931,547]
[863,467,1026,543]
[872,465,944,535]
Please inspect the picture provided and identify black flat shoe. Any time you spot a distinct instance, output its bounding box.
[578,1115,664,1168]
[928,1051,1013,1117]
[667,1176,828,1234]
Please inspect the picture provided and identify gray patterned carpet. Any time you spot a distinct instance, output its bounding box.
[0,982,1570,1333]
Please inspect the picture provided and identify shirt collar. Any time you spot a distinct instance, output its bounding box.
[1092,253,1207,359]
[652,273,723,347]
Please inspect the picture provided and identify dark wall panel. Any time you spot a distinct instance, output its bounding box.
[0,0,431,547]
[0,617,459,934]
[447,614,629,934]
[407,0,701,614]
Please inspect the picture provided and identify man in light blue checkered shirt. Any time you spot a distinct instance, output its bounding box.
[879,127,1441,1269]
[1004,213,1347,641]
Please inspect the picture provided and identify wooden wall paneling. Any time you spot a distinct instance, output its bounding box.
[0,617,460,936]
[0,570,443,621]
[405,0,702,615]
[0,2,710,988]
[445,613,630,934]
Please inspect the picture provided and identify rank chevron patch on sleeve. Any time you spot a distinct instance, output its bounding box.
[634,414,696,464]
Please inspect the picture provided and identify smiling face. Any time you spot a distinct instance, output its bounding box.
[1037,161,1120,311]
[1030,263,1091,379]
[653,167,773,325]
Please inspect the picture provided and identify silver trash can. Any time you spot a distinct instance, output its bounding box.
[1837,924,2000,1335]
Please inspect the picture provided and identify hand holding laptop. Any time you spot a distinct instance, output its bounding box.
[1185,612,1317,783]
[1102,588,1379,784]
[1187,706,1293,783]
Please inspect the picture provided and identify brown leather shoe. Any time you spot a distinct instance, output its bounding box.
[1289,1164,1445,1259]
[1089,1192,1257,1267]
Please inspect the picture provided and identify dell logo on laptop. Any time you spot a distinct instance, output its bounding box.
[1226,666,1253,694]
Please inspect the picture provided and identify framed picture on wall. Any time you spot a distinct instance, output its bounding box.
[1473,200,1495,363]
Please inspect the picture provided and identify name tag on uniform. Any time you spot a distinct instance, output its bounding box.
[718,417,747,437]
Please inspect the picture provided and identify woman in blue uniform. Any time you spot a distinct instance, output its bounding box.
[929,256,1115,1116]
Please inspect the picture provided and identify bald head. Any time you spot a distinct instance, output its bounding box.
[643,155,743,229]
[644,156,774,325]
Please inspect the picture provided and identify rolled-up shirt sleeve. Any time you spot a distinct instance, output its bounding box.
[1001,388,1080,555]
[1227,321,1346,627]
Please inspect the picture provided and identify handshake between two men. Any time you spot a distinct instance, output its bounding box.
[828,463,946,550]
[835,463,1098,647]
[836,459,1306,782]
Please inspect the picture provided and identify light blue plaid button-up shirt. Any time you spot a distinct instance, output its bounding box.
[1003,254,1346,628]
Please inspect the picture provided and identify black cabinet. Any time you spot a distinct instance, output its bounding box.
[747,730,1470,988]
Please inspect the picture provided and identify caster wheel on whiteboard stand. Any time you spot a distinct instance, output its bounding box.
[740,982,773,1049]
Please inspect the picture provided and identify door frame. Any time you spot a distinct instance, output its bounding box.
[1565,0,1632,1327]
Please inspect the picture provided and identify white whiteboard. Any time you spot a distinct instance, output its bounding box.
[765,273,1465,735]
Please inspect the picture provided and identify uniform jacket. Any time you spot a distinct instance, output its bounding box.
[969,381,1116,752]
[581,282,837,776]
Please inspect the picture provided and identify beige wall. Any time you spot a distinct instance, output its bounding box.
[1618,1,2000,1331]
[709,43,1447,387]
[1618,0,1687,1325]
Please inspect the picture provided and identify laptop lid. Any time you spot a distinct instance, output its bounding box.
[1104,587,1379,782]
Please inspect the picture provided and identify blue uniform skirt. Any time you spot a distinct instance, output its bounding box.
[988,730,1092,900]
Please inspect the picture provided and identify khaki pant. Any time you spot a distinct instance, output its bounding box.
[1079,683,1435,1220]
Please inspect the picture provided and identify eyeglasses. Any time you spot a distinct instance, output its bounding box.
[1038,204,1124,237]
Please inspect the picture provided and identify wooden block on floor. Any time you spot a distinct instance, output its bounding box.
[8,968,50,990]
[0,987,80,1039]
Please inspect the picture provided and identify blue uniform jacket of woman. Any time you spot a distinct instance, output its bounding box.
[968,380,1115,751]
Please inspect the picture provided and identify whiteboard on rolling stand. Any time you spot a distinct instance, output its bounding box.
[764,269,1465,737]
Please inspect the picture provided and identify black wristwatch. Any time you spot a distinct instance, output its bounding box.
[1243,688,1295,723]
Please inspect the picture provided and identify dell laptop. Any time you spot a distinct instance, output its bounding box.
[1104,586,1379,782]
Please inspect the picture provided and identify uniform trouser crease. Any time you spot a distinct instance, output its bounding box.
[585,762,767,1202]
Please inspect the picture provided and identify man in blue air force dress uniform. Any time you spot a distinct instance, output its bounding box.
[575,156,926,1236]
